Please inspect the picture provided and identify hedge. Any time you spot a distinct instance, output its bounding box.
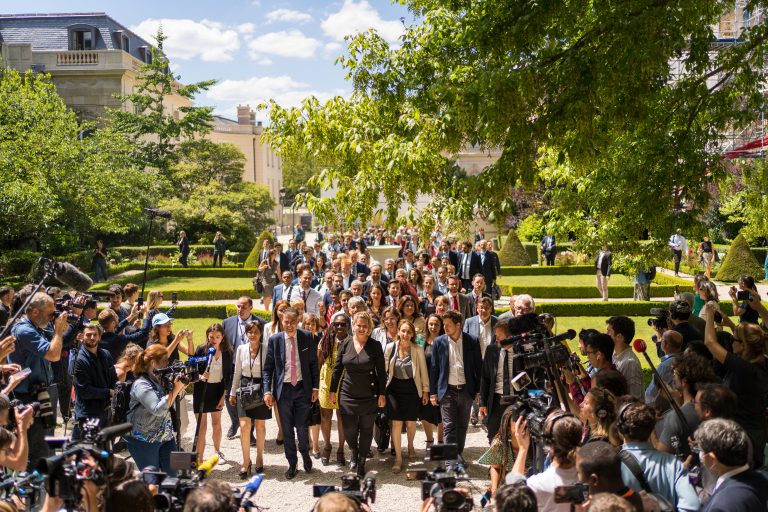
[497,283,690,299]
[494,301,670,317]
[500,265,595,276]
[716,234,763,282]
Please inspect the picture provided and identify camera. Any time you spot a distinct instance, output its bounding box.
[554,483,589,504]
[7,399,40,430]
[736,290,752,301]
[155,359,206,389]
[501,392,553,440]
[409,444,473,512]
[312,473,377,505]
[647,307,669,330]
[28,384,56,430]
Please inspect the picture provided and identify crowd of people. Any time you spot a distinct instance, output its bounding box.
[0,226,767,512]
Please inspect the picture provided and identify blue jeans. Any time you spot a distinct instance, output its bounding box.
[126,435,178,476]
[94,258,108,282]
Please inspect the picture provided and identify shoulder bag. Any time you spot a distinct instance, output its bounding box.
[619,450,674,512]
[236,344,264,411]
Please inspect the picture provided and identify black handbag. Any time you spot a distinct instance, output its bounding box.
[253,273,264,294]
[236,344,264,410]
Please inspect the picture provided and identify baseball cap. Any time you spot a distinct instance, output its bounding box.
[151,313,172,327]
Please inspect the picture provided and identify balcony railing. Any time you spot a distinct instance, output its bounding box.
[57,51,99,66]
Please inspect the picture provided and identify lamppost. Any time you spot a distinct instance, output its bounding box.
[279,187,287,234]
[292,187,307,232]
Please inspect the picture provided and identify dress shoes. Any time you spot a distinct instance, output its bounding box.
[285,465,298,480]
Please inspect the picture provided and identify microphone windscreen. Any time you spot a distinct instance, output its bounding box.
[207,347,216,355]
[197,455,219,475]
[153,209,172,219]
[54,262,93,292]
[244,474,263,493]
[632,339,647,353]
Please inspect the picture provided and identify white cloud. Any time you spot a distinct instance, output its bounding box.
[321,0,404,43]
[266,8,312,24]
[205,75,348,119]
[131,18,240,61]
[238,23,256,34]
[247,30,321,59]
[323,42,342,58]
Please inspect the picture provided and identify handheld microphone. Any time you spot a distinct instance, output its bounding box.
[204,346,216,373]
[632,339,648,353]
[197,454,219,479]
[187,355,210,365]
[240,474,264,508]
[144,208,172,219]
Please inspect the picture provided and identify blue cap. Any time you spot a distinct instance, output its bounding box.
[151,313,172,327]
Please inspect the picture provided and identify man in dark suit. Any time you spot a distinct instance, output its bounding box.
[429,310,482,456]
[263,308,319,479]
[257,239,273,266]
[362,264,389,299]
[466,274,491,316]
[696,418,768,512]
[222,296,266,440]
[272,271,295,306]
[478,316,515,442]
[456,241,482,292]
[540,234,557,266]
[478,242,498,295]
[274,242,291,274]
[0,286,14,327]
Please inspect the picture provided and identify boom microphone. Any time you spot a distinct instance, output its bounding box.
[545,329,577,344]
[240,474,264,508]
[144,208,172,219]
[38,258,93,292]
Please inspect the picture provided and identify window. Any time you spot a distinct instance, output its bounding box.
[122,35,130,53]
[69,28,95,50]
[138,46,153,64]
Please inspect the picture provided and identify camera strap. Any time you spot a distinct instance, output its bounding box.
[619,450,653,493]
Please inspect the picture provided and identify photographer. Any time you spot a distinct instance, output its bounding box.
[564,333,615,406]
[508,411,582,511]
[125,344,186,475]
[72,323,118,439]
[9,292,66,468]
[655,300,701,351]
[98,305,150,361]
[576,441,644,511]
[0,393,34,471]
[616,402,700,511]
[728,276,760,324]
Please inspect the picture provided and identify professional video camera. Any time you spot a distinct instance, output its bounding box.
[647,307,669,331]
[140,452,221,512]
[500,330,576,373]
[35,420,132,509]
[313,472,377,506]
[406,444,473,512]
[155,357,208,389]
[500,392,554,441]
[0,470,46,508]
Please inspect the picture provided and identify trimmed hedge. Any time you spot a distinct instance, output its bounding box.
[497,283,689,299]
[0,250,41,277]
[499,229,531,266]
[716,234,763,282]
[244,231,276,269]
[494,301,670,317]
[500,265,595,276]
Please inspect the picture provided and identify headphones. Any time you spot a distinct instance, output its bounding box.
[594,389,611,420]
[543,410,575,444]
[616,402,634,436]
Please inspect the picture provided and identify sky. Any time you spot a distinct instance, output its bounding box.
[9,0,413,119]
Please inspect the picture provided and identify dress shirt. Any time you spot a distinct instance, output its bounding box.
[207,354,224,384]
[342,273,353,289]
[461,253,471,279]
[285,286,322,315]
[447,335,466,386]
[449,293,460,311]
[597,251,606,269]
[282,333,303,383]
[713,464,750,492]
[478,317,493,357]
[437,281,449,295]
[613,347,644,398]
[495,347,514,395]
[619,442,701,512]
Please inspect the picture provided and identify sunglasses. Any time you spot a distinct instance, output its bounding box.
[333,323,348,328]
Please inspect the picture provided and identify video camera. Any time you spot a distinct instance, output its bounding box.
[142,453,229,512]
[500,392,554,441]
[499,330,576,373]
[647,307,669,331]
[155,357,208,389]
[406,444,473,512]
[313,472,377,506]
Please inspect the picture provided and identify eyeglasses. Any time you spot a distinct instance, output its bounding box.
[333,323,347,327]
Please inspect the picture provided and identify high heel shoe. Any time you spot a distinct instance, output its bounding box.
[239,463,252,479]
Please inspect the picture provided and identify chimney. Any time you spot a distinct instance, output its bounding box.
[237,104,253,125]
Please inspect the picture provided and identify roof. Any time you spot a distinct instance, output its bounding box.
[213,115,240,126]
[0,12,156,59]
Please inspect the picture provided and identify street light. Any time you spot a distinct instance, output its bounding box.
[279,187,287,234]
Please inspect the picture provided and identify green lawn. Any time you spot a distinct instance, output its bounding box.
[141,276,253,291]
[497,274,634,287]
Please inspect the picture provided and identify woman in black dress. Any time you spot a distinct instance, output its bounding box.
[329,311,387,477]
[192,323,233,463]
[420,314,443,447]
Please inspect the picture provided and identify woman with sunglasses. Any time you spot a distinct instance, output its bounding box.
[317,312,350,466]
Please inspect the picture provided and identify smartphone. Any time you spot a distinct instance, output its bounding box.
[17,368,31,378]
[137,297,144,307]
[714,311,723,324]
[736,290,752,301]
[554,484,589,504]
[171,292,178,304]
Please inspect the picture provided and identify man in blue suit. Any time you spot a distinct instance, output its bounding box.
[697,419,768,512]
[271,270,294,306]
[429,310,482,456]
[263,308,319,479]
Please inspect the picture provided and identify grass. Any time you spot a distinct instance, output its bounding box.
[497,274,635,287]
[141,276,253,291]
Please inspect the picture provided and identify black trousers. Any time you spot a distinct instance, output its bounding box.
[213,253,223,267]
[672,249,682,273]
[544,251,556,266]
[277,383,311,466]
[440,387,474,454]
[341,412,375,461]
[486,393,504,443]
[51,358,71,420]
[180,254,189,267]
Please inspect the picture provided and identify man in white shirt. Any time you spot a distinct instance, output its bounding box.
[668,228,688,277]
[285,270,323,316]
[606,316,644,399]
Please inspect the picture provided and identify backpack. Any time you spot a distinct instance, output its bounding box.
[108,379,135,426]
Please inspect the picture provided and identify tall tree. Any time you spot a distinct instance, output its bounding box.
[170,139,246,200]
[264,1,768,254]
[109,28,216,175]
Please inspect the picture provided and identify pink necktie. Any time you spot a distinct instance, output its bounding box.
[289,336,297,386]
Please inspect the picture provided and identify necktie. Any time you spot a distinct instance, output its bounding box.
[289,336,297,386]
[452,295,459,311]
[502,350,511,395]
[302,289,307,302]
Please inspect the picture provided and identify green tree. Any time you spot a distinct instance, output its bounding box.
[159,181,274,252]
[0,67,156,252]
[263,1,768,253]
[170,139,246,200]
[716,233,763,281]
[109,28,216,175]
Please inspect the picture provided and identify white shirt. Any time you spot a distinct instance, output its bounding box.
[235,317,249,349]
[522,465,580,512]
[230,343,264,396]
[282,332,303,383]
[713,464,750,492]
[285,286,323,315]
[478,317,493,357]
[206,354,223,384]
[461,252,471,279]
[495,347,514,395]
[447,335,466,386]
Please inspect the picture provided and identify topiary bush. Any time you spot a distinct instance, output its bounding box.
[244,230,277,269]
[499,229,531,266]
[715,233,763,282]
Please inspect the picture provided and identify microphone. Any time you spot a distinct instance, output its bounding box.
[197,454,219,479]
[544,329,577,344]
[633,339,648,353]
[187,355,210,365]
[204,346,216,373]
[38,258,94,292]
[96,422,132,443]
[145,208,172,219]
[240,474,264,508]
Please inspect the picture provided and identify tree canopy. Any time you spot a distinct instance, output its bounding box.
[263,0,768,255]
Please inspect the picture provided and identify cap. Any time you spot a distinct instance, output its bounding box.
[151,313,172,327]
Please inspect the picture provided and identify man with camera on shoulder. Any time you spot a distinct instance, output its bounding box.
[9,292,66,468]
[72,323,118,440]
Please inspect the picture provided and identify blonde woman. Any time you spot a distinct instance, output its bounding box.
[384,319,429,473]
[143,290,165,328]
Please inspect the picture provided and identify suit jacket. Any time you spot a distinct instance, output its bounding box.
[222,314,265,353]
[446,292,473,321]
[466,291,492,317]
[480,252,498,286]
[463,315,498,356]
[595,250,612,276]
[351,262,371,279]
[448,250,460,270]
[489,250,501,275]
[384,343,430,397]
[429,332,482,401]
[703,469,768,512]
[272,283,287,306]
[262,329,319,402]
[277,252,290,274]
[479,344,509,415]
[456,251,482,281]
[257,249,272,266]
[363,277,390,299]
